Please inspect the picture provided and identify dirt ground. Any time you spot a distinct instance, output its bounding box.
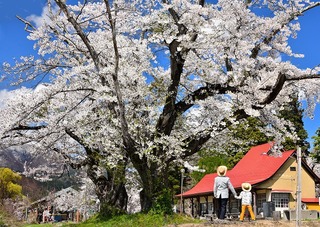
[169,219,320,227]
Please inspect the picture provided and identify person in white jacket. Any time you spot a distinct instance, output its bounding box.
[213,165,237,219]
[236,182,256,221]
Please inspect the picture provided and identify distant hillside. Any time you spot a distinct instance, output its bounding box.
[20,175,48,201]
[20,173,82,201]
[0,147,82,202]
[0,147,46,172]
[0,149,26,172]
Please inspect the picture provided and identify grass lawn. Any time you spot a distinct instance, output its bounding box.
[22,213,204,227]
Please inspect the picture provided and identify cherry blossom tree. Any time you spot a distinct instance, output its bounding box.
[1,0,320,212]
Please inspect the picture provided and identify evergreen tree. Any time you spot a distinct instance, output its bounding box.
[226,117,271,167]
[279,96,310,153]
[196,97,309,173]
[311,129,320,163]
[192,151,229,183]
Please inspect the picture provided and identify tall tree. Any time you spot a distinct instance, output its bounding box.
[279,96,310,152]
[196,97,309,174]
[193,116,270,177]
[1,0,320,212]
[225,117,271,167]
[311,129,320,163]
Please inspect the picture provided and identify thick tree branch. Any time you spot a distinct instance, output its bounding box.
[55,0,98,67]
[255,72,320,108]
[156,0,204,136]
[54,0,106,85]
[64,128,93,153]
[180,131,212,159]
[103,4,151,198]
[167,109,250,160]
[259,73,286,106]
[156,82,236,137]
[103,0,138,156]
[53,147,89,170]
[176,83,238,113]
[286,73,320,81]
[11,125,46,131]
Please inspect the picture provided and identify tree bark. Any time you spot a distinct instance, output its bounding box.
[86,158,128,214]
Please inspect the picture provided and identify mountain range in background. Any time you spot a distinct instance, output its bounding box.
[0,148,82,201]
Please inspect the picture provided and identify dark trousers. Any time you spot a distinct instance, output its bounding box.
[218,196,228,219]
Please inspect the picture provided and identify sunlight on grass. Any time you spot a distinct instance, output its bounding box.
[23,213,203,227]
[79,213,203,227]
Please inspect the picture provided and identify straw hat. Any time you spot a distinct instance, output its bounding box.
[217,165,227,176]
[242,182,252,192]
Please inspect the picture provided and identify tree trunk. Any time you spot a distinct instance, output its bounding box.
[134,158,171,212]
[136,163,155,212]
[94,175,128,215]
[86,158,128,215]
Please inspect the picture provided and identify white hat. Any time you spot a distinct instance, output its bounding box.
[242,182,252,192]
[217,165,227,176]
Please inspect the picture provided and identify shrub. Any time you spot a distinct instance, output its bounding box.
[149,189,173,215]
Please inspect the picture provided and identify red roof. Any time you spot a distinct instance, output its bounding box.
[181,143,295,198]
[302,198,319,203]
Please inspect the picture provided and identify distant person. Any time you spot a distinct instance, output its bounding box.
[43,208,51,222]
[213,165,237,219]
[236,182,255,221]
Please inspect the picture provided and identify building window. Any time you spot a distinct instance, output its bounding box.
[208,202,213,214]
[272,193,289,208]
[256,193,266,214]
[200,203,207,215]
[200,202,214,215]
[229,199,239,210]
[290,166,296,171]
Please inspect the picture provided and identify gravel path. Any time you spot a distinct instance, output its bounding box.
[168,219,320,227]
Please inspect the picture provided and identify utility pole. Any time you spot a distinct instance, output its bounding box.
[180,169,185,214]
[296,146,301,227]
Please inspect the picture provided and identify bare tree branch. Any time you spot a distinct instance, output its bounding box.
[16,15,35,32]
[250,2,320,59]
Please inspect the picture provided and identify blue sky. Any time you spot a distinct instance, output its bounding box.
[288,4,320,148]
[0,1,320,148]
[0,1,45,60]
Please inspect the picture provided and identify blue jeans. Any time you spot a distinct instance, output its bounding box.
[218,197,228,219]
